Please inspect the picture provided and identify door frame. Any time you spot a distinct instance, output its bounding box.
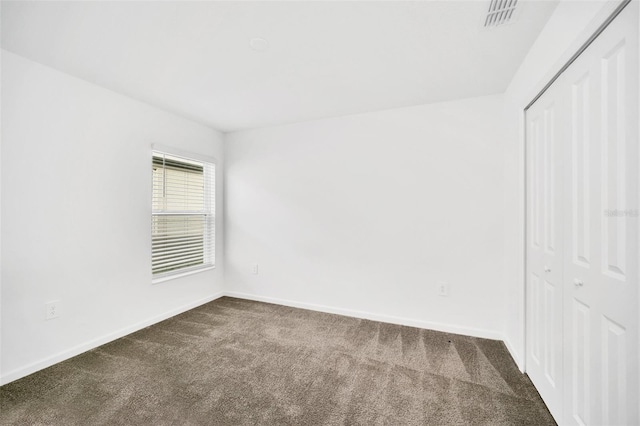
[519,0,632,374]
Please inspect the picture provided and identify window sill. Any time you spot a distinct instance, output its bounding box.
[152,266,215,284]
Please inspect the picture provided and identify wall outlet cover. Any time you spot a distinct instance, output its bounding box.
[45,301,60,320]
[437,282,449,297]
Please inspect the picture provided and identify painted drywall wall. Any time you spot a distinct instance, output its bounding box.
[501,0,618,369]
[0,51,225,384]
[0,17,4,374]
[225,94,506,339]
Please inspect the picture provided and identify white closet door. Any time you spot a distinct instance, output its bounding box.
[526,72,566,421]
[562,3,638,425]
[526,2,639,425]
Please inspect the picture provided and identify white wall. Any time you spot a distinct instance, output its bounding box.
[502,0,620,369]
[0,12,4,375]
[0,52,225,384]
[225,94,506,339]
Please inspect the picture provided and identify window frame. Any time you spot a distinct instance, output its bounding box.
[150,144,216,284]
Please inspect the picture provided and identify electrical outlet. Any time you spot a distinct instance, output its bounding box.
[45,301,60,320]
[437,282,449,297]
[251,264,259,275]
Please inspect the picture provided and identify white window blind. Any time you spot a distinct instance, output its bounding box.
[152,150,215,278]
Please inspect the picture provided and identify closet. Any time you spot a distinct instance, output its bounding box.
[525,2,638,425]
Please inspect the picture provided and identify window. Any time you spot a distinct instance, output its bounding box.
[151,148,215,280]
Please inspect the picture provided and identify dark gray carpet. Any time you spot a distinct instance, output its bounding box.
[1,297,555,425]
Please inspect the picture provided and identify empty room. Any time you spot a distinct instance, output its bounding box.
[0,0,638,425]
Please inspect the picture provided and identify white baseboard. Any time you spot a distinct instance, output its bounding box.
[1,291,516,386]
[224,291,504,341]
[502,336,525,373]
[0,292,225,386]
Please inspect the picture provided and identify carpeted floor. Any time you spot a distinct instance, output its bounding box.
[0,297,555,425]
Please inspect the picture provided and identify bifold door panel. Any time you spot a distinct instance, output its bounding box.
[526,79,566,419]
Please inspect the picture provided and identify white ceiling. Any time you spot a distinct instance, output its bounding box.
[1,1,558,132]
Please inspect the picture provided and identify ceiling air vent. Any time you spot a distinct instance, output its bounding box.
[484,0,519,28]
